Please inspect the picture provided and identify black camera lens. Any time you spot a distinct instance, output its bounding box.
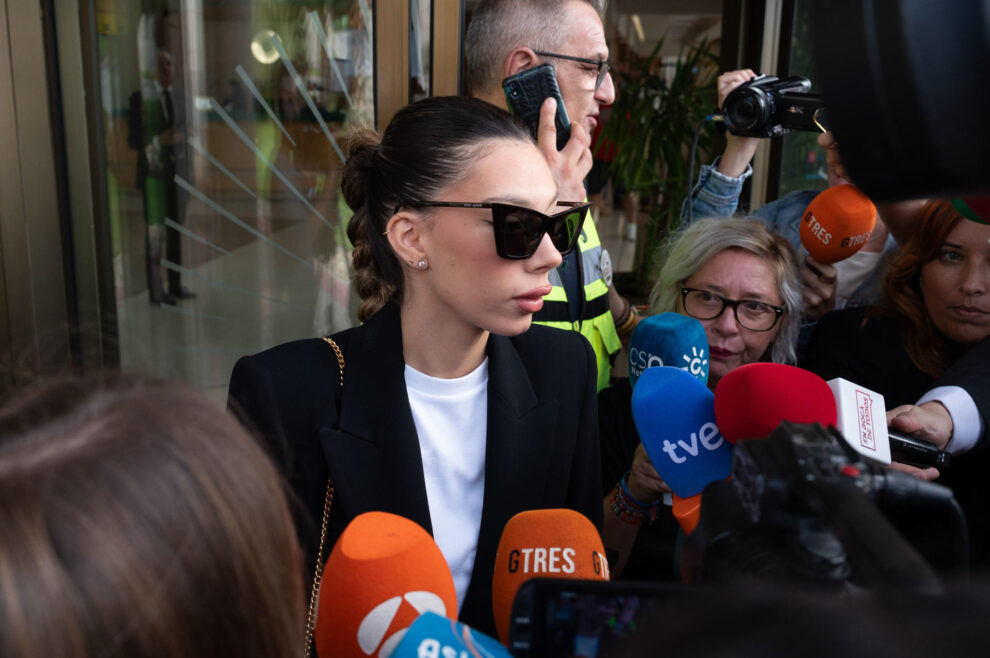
[726,91,767,131]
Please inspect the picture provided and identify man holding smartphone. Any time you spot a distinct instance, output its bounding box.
[465,0,632,392]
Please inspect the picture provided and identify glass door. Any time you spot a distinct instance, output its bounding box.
[85,0,415,402]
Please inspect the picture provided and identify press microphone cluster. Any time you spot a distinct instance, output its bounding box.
[314,508,607,657]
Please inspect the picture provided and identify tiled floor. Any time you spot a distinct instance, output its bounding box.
[116,199,638,403]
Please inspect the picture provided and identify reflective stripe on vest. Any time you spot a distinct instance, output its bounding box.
[533,212,621,391]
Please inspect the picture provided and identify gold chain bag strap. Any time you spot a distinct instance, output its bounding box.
[303,337,344,657]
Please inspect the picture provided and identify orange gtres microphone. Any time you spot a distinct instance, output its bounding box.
[800,183,877,264]
[491,509,609,644]
[672,493,702,536]
[315,511,457,658]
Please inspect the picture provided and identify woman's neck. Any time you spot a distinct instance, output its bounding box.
[400,298,489,378]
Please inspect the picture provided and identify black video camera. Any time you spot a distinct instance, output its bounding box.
[681,422,967,592]
[721,75,823,138]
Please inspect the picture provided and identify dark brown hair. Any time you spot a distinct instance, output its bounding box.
[341,95,532,321]
[0,375,303,657]
[873,199,966,376]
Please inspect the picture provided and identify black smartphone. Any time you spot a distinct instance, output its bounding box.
[508,578,690,657]
[889,431,951,468]
[502,64,572,151]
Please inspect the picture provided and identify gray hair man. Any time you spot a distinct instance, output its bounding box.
[465,0,630,392]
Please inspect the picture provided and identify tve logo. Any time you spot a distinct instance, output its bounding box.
[631,366,733,497]
[358,591,448,657]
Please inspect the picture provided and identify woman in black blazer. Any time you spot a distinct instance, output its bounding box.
[228,96,602,636]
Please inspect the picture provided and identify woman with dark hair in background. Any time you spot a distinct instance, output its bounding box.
[805,200,989,437]
[228,96,602,635]
[804,199,990,567]
[0,376,303,658]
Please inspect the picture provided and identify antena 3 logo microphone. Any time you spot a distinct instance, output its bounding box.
[632,366,732,497]
[628,312,709,388]
[316,511,457,658]
[492,509,608,644]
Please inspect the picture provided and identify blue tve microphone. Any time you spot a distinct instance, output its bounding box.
[631,366,732,497]
[628,312,709,389]
[392,611,511,658]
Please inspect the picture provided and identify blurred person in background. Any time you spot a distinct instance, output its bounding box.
[0,376,303,658]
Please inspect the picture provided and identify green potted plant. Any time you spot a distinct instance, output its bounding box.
[600,37,718,293]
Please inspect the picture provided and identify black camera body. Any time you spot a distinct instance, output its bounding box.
[721,75,823,138]
[681,422,962,593]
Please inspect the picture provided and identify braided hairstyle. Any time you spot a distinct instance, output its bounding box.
[341,96,531,321]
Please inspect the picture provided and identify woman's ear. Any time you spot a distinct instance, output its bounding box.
[504,47,540,80]
[385,211,428,271]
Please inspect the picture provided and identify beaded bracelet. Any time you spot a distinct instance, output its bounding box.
[609,471,659,525]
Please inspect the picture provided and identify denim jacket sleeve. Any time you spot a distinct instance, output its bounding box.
[681,156,754,227]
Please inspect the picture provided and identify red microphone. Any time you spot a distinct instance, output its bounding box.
[713,363,837,443]
[491,509,609,645]
[315,511,457,658]
[800,184,877,264]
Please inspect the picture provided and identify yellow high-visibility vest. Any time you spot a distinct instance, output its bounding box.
[533,214,620,392]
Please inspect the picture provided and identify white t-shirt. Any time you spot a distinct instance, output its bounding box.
[405,359,489,612]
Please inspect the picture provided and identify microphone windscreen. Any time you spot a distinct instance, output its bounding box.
[827,377,892,464]
[492,509,608,644]
[392,612,511,658]
[628,312,709,388]
[714,363,837,443]
[316,511,457,658]
[672,493,702,535]
[631,366,733,498]
[800,184,877,264]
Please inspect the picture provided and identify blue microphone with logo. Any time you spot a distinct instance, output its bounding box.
[392,611,511,658]
[631,366,732,497]
[628,312,709,389]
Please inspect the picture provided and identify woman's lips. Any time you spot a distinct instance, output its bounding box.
[709,347,736,359]
[514,286,552,314]
[951,306,989,321]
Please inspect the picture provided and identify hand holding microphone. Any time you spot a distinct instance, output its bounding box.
[802,255,838,322]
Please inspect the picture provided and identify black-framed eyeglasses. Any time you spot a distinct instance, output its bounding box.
[399,201,589,260]
[532,50,611,89]
[680,288,786,332]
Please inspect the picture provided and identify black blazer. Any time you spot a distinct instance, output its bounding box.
[935,335,990,433]
[227,302,603,635]
[805,306,988,424]
[803,307,933,408]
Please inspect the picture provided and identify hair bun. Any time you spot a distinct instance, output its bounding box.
[341,129,382,213]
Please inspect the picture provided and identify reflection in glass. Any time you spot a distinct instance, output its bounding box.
[97,3,375,399]
[778,0,828,197]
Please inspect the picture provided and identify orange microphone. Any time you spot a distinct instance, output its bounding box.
[315,511,457,658]
[672,493,703,536]
[800,183,877,264]
[491,509,609,645]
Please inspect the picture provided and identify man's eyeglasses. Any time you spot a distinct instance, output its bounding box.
[532,50,610,90]
[400,201,589,260]
[680,288,786,332]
